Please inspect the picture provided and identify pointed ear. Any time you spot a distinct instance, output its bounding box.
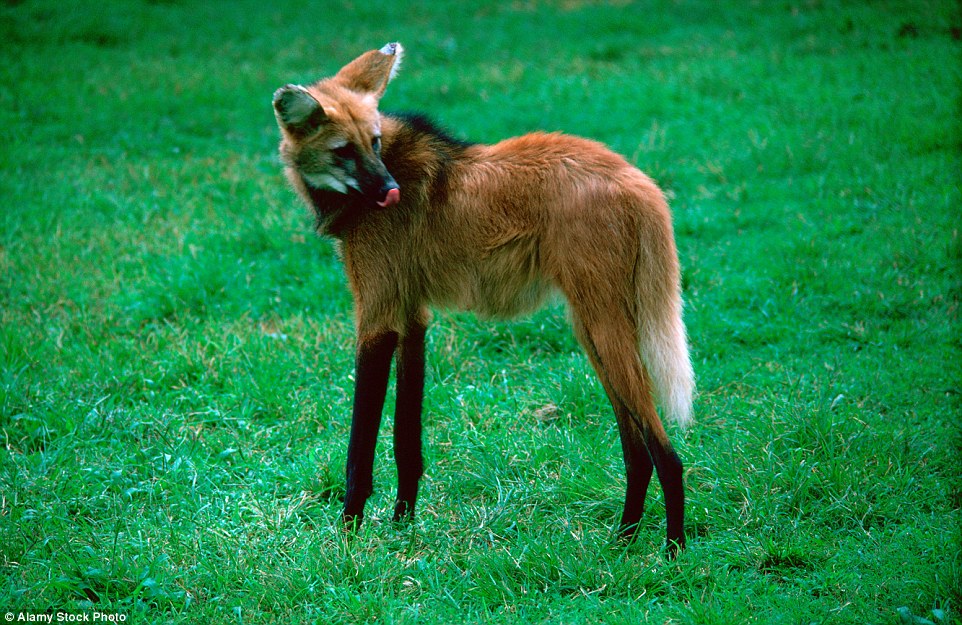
[335,42,403,98]
[273,84,327,135]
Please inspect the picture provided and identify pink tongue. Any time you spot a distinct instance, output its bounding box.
[377,187,401,207]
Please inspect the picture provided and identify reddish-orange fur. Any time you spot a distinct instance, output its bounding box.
[273,43,694,556]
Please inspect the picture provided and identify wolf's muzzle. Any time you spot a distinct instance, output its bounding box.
[377,182,401,208]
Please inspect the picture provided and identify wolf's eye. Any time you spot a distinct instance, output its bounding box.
[372,136,382,154]
[333,143,354,159]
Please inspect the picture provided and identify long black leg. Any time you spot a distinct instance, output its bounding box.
[571,317,655,541]
[392,318,427,521]
[644,433,685,557]
[342,330,399,530]
[570,311,686,558]
[615,407,656,540]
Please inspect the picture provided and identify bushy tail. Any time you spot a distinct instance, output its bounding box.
[632,220,694,428]
[627,178,694,430]
[640,305,694,429]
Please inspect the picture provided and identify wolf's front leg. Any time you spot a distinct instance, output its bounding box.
[342,330,399,530]
[392,317,428,521]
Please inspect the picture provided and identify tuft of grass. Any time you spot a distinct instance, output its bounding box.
[2,0,960,623]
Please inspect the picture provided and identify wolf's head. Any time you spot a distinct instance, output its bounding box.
[274,43,403,209]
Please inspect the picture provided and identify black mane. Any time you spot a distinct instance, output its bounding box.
[387,112,474,150]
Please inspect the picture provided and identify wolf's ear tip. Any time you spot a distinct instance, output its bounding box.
[272,85,292,103]
[273,84,302,105]
[379,42,403,56]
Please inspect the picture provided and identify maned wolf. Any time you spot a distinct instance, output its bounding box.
[273,43,694,556]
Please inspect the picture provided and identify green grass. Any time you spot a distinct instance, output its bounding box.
[1,0,960,623]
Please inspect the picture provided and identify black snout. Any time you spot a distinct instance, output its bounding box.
[359,155,400,208]
[377,179,400,208]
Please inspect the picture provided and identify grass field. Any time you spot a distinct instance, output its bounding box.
[1,1,960,623]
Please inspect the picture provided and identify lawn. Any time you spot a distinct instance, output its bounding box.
[1,1,960,623]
